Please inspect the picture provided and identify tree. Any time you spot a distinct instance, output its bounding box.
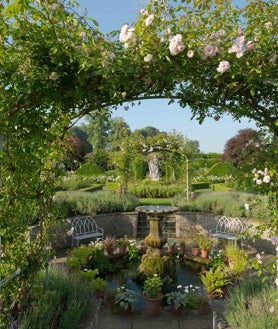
[135,126,161,138]
[108,117,131,150]
[223,128,264,168]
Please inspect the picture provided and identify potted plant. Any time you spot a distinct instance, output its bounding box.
[105,288,117,310]
[91,277,107,299]
[142,274,164,317]
[165,285,195,316]
[195,295,210,315]
[166,237,176,253]
[103,235,116,255]
[117,235,130,254]
[224,244,249,276]
[191,243,200,257]
[179,240,186,255]
[200,267,231,299]
[196,234,213,259]
[114,286,139,315]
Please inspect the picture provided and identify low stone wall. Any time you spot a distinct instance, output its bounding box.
[176,212,275,254]
[29,212,276,254]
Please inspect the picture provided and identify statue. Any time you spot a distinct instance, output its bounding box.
[148,154,160,181]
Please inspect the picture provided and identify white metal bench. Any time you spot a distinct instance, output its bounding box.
[71,216,104,247]
[209,216,244,246]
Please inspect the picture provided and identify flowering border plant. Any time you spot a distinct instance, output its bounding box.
[165,284,200,309]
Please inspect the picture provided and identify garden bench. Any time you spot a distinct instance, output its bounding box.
[71,216,104,247]
[209,216,245,247]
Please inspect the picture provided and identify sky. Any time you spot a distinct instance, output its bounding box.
[77,0,257,153]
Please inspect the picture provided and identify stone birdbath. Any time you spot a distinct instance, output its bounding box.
[135,205,178,254]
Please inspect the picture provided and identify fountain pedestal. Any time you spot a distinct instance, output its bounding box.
[135,206,178,278]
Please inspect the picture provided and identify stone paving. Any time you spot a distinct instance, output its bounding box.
[78,296,231,329]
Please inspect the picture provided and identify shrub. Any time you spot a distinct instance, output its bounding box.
[54,190,139,216]
[128,181,184,198]
[225,276,278,329]
[18,268,91,329]
[191,182,210,190]
[66,244,112,277]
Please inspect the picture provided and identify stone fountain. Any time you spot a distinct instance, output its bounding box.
[135,205,178,280]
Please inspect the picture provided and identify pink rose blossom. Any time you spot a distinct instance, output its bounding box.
[256,179,263,185]
[263,175,271,183]
[269,306,275,313]
[169,34,185,56]
[246,41,254,51]
[145,14,154,26]
[216,60,230,73]
[203,44,217,58]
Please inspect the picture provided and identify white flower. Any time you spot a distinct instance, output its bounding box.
[144,54,153,62]
[79,31,86,39]
[244,203,250,211]
[119,24,135,46]
[187,50,194,58]
[177,285,182,289]
[216,60,230,73]
[263,175,271,183]
[49,72,58,80]
[265,22,272,30]
[256,179,262,185]
[145,14,154,26]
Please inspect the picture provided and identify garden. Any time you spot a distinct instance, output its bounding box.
[0,0,277,328]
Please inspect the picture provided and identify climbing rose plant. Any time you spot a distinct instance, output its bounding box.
[0,0,277,326]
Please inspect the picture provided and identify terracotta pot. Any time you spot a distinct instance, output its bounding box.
[106,246,114,255]
[171,303,183,316]
[197,303,209,315]
[191,247,200,256]
[92,291,105,300]
[122,304,132,316]
[144,293,164,317]
[201,249,209,259]
[119,244,128,254]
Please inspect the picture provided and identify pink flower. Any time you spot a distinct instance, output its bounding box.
[216,60,230,73]
[256,179,263,185]
[169,34,185,56]
[203,44,217,58]
[145,14,154,26]
[269,306,275,313]
[263,175,271,183]
[246,41,254,51]
[187,50,194,58]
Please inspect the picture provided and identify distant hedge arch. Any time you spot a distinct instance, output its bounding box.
[0,0,277,325]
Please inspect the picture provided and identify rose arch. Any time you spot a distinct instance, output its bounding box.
[0,0,277,324]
